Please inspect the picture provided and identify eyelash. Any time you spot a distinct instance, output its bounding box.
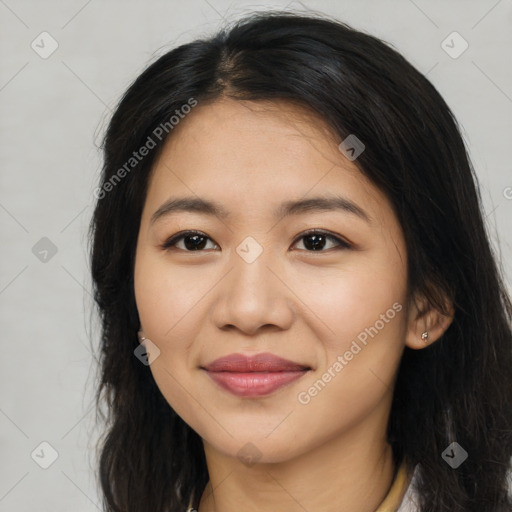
[161,229,352,252]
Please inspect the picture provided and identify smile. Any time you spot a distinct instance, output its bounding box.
[201,352,311,397]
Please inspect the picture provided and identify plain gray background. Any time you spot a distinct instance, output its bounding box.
[1,0,511,510]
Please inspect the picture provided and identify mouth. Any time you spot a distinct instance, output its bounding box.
[201,352,311,397]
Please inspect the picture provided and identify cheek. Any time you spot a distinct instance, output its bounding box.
[292,251,408,413]
[134,251,208,342]
[134,251,212,416]
[294,258,407,352]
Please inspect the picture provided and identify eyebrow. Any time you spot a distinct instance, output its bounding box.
[150,195,371,225]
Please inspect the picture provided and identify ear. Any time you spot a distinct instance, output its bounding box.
[405,291,454,350]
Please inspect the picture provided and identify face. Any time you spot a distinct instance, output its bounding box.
[134,98,410,464]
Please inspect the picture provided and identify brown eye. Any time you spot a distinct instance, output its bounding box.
[162,231,218,251]
[292,230,351,252]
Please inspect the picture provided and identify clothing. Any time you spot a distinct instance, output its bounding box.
[381,461,420,512]
[185,460,420,512]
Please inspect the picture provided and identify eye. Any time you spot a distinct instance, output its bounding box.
[161,229,351,252]
[291,229,352,252]
[161,230,218,251]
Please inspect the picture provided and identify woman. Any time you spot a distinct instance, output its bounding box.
[89,11,512,512]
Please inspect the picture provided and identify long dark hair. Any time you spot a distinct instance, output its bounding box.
[89,11,512,512]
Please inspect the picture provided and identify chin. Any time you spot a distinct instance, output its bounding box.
[199,426,306,465]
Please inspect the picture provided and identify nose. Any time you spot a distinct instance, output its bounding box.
[210,244,295,336]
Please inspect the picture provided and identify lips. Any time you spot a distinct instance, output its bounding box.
[203,353,310,372]
[201,353,311,397]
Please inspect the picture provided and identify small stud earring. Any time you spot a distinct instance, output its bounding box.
[421,331,429,342]
[138,330,146,342]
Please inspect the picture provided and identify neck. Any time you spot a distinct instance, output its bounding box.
[197,415,396,512]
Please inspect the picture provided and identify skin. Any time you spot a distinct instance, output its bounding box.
[134,97,453,512]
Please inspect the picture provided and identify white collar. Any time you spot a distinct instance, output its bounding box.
[396,463,421,511]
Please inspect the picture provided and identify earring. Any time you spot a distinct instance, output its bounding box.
[421,331,429,343]
[138,330,146,342]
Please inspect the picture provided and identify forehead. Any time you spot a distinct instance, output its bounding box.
[144,98,391,224]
